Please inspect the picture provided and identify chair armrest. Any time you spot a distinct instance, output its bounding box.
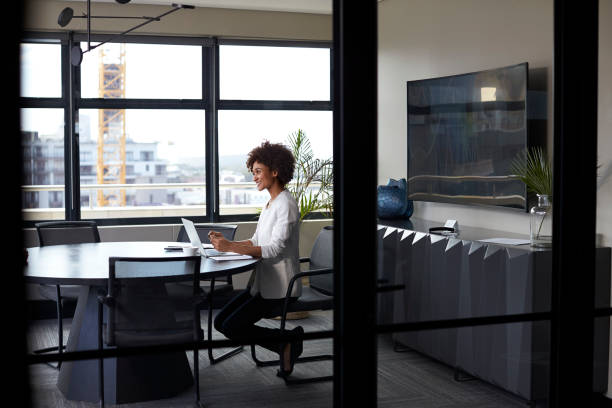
[284,268,333,304]
[292,268,333,282]
[278,267,333,331]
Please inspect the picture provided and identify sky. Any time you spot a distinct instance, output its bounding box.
[20,42,333,164]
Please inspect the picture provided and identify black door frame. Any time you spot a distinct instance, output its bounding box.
[332,0,602,407]
[15,1,605,407]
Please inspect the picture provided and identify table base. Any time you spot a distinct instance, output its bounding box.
[57,286,194,404]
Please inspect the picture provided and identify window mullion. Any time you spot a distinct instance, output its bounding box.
[67,32,81,220]
[204,42,217,222]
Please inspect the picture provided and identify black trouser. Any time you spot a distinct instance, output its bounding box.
[214,289,297,355]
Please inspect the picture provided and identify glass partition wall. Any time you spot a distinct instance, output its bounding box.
[376,0,555,404]
[20,1,607,407]
[376,1,608,408]
[22,26,335,408]
[376,0,610,407]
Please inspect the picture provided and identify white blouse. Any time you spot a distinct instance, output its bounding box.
[249,190,301,299]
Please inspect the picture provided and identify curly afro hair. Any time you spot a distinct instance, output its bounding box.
[246,141,296,187]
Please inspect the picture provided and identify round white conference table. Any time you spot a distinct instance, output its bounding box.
[24,241,260,405]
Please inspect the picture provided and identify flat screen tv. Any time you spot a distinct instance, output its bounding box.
[407,62,534,210]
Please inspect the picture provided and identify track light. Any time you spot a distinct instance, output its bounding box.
[57,7,74,27]
[57,0,194,66]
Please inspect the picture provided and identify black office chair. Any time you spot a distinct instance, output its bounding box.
[250,225,334,385]
[97,256,204,408]
[34,220,101,370]
[171,223,243,364]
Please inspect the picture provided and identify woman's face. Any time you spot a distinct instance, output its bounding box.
[251,161,278,191]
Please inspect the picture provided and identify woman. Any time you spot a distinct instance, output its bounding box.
[209,140,303,378]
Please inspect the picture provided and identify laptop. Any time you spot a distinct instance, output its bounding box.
[181,218,214,257]
[181,218,252,261]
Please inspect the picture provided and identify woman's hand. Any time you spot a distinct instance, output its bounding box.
[210,235,232,252]
[207,230,224,242]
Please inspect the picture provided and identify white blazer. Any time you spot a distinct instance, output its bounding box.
[249,190,301,299]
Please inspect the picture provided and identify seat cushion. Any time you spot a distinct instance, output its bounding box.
[286,286,333,313]
[38,284,82,301]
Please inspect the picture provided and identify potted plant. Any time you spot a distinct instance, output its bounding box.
[510,147,553,247]
[286,129,333,221]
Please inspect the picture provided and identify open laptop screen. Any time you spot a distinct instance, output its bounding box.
[181,218,209,257]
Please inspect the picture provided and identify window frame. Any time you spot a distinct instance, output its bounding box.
[19,32,71,223]
[215,38,333,222]
[19,32,333,227]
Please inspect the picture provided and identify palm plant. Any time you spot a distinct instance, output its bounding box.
[286,129,333,222]
[510,147,553,246]
[510,146,553,198]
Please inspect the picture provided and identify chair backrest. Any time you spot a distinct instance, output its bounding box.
[176,224,238,244]
[308,225,334,295]
[35,221,101,247]
[106,256,202,346]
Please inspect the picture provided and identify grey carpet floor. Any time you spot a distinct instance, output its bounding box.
[26,310,527,408]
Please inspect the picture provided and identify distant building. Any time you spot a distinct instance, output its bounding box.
[22,132,277,212]
[22,131,64,208]
[22,131,169,209]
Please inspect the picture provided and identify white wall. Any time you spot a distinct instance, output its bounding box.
[378,0,553,234]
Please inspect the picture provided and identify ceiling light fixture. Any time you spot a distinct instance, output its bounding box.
[58,0,194,66]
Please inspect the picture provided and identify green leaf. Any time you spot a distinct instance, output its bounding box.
[510,147,553,198]
[286,129,334,221]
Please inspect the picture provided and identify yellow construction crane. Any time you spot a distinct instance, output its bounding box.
[97,43,127,207]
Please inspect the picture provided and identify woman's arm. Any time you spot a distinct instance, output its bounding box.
[209,236,262,258]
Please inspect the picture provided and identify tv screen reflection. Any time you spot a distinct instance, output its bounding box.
[407,63,528,209]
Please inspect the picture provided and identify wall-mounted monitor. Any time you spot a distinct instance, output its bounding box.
[407,62,540,211]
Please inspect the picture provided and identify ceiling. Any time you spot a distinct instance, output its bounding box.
[67,0,334,14]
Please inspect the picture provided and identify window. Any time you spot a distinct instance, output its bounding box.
[217,43,332,216]
[80,43,202,99]
[220,45,330,100]
[76,39,207,221]
[19,35,331,225]
[140,151,154,161]
[80,150,92,162]
[20,108,64,218]
[20,43,62,98]
[218,110,333,215]
[78,109,205,218]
